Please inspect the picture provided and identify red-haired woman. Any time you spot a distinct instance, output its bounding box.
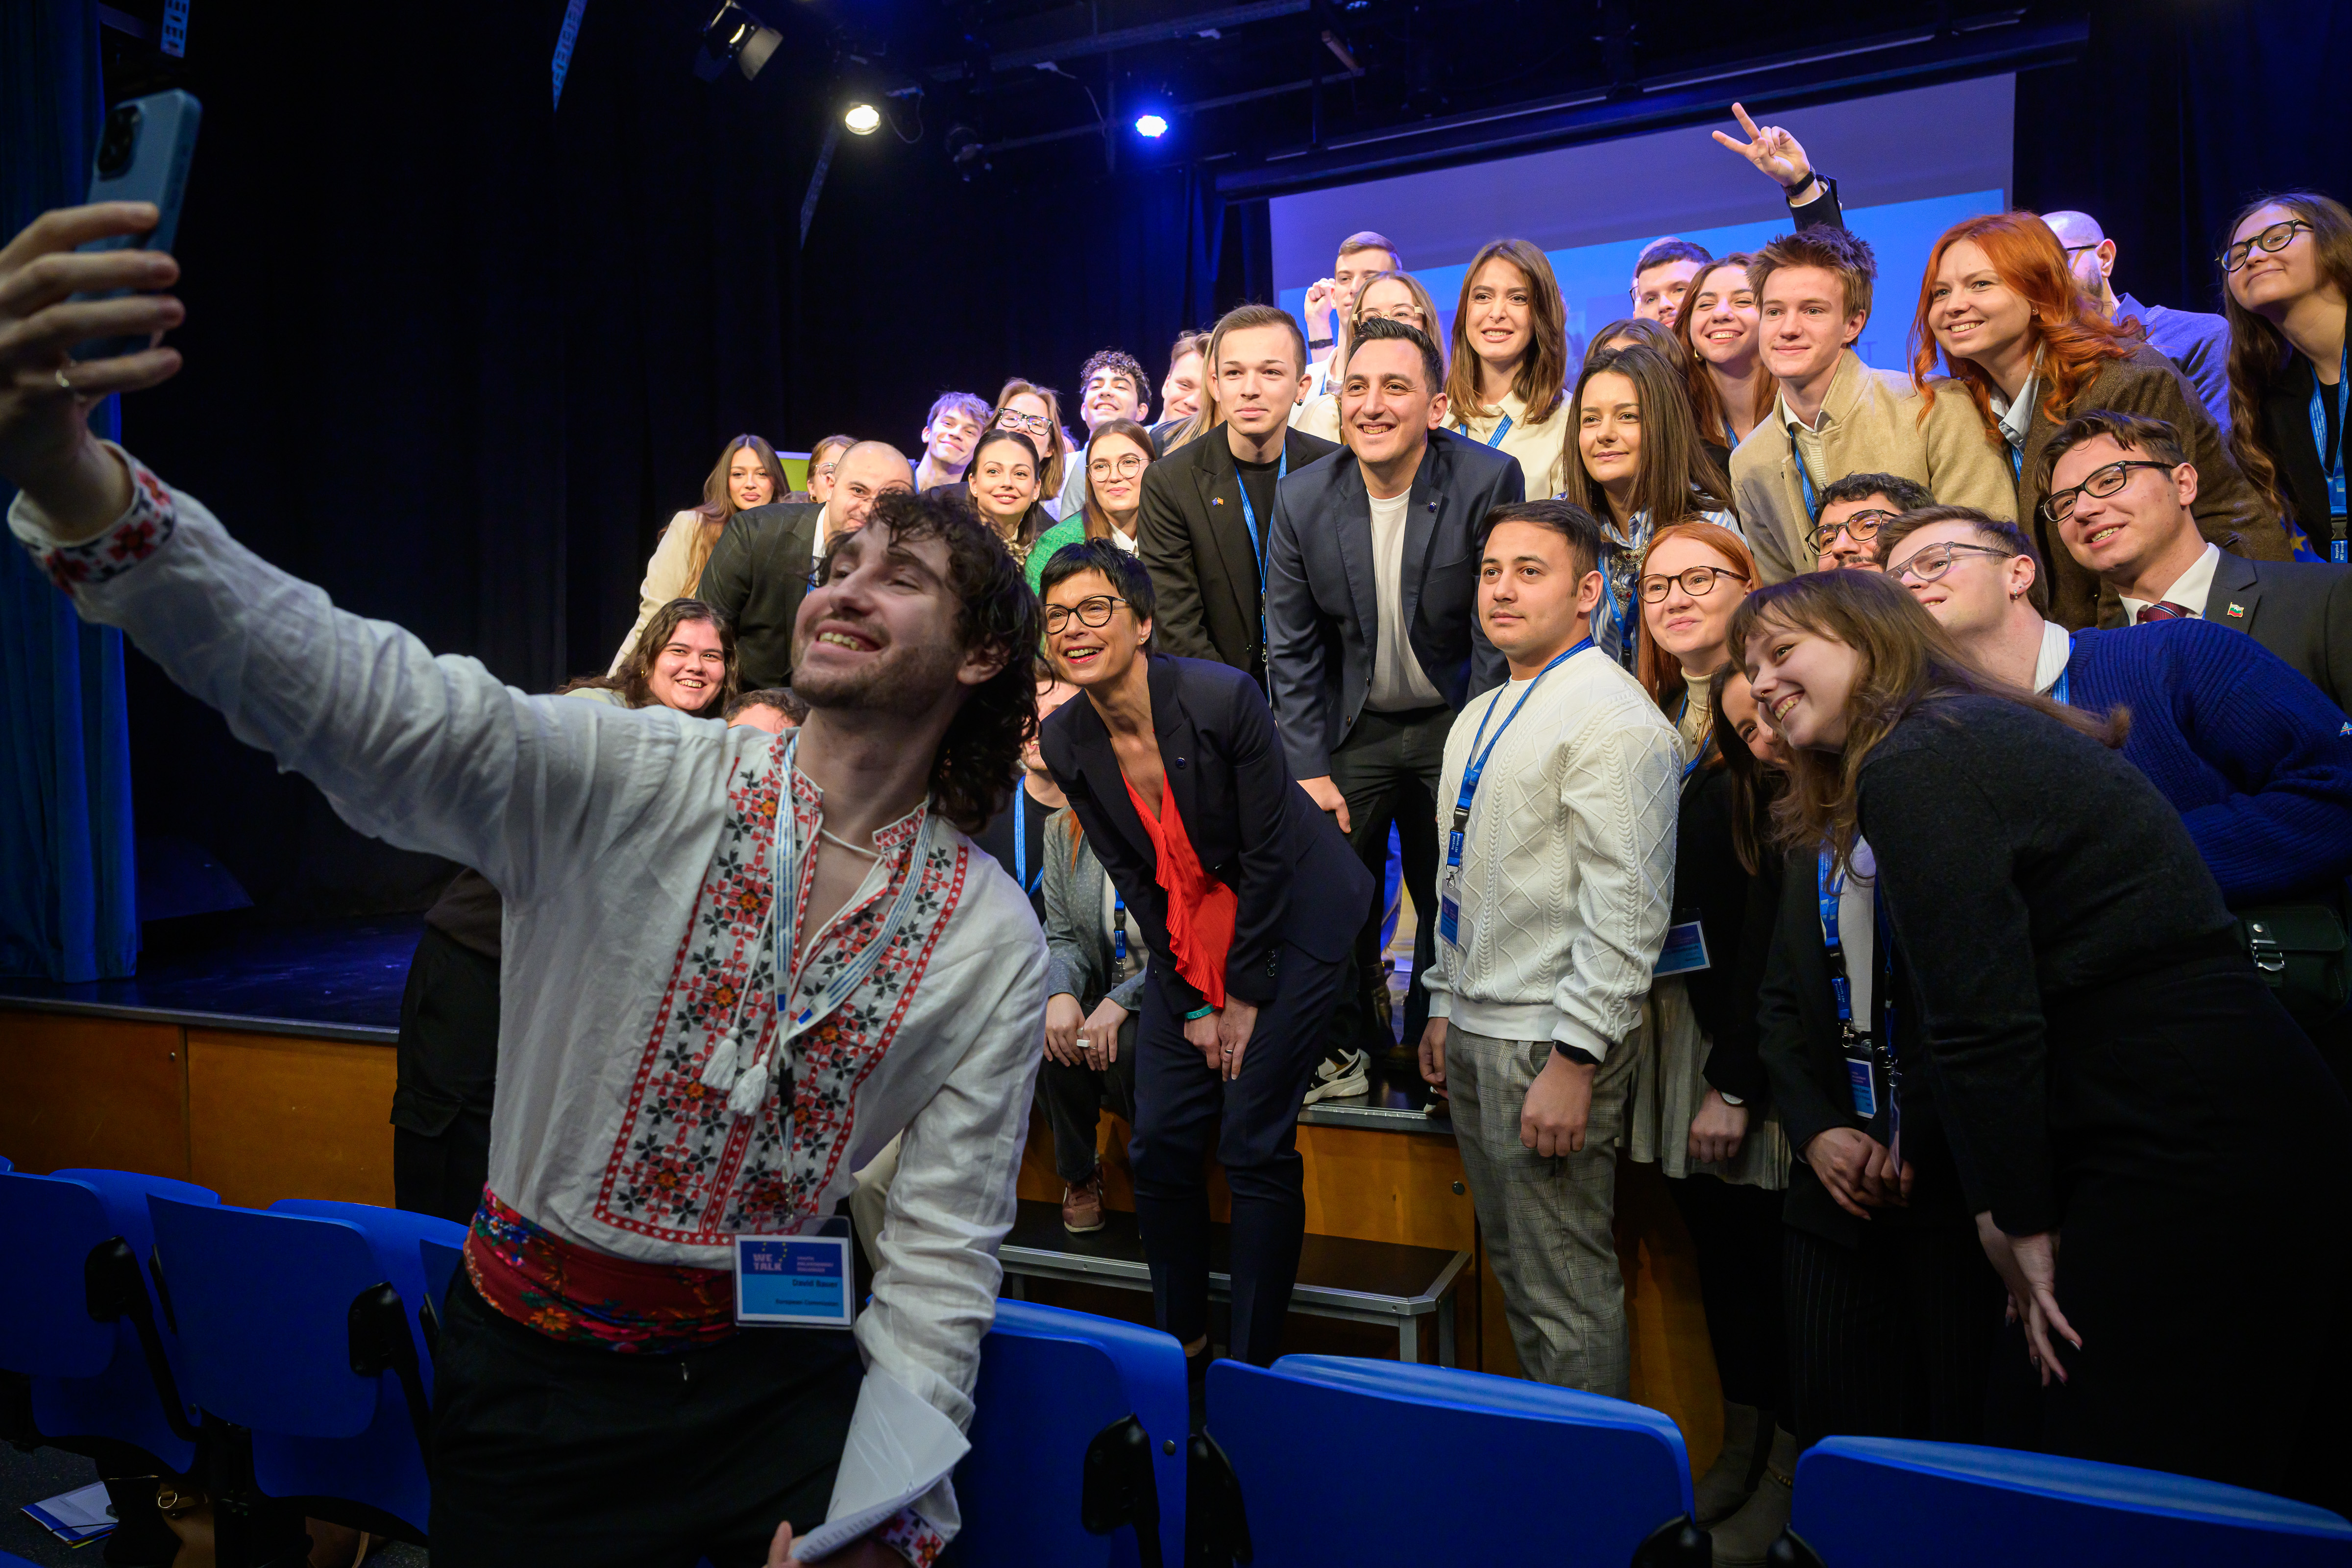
[2217,192,2352,561]
[1912,212,2288,628]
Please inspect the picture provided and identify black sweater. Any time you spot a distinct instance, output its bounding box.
[1856,694,2237,1234]
[1669,763,1776,1104]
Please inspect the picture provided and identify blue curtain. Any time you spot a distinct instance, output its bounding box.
[0,0,139,980]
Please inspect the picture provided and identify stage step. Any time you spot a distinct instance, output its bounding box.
[998,1199,1470,1364]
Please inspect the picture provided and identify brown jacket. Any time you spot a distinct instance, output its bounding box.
[1730,351,2018,584]
[2016,342,2292,629]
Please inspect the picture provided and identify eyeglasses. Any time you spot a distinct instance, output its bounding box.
[1639,565,1749,603]
[998,410,1055,436]
[2059,241,2103,258]
[1089,454,1148,479]
[1043,595,1129,635]
[1886,541,2014,585]
[1807,508,1899,550]
[1359,304,1426,325]
[2041,459,2179,521]
[2221,219,2313,273]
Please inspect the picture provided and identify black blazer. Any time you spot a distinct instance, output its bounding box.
[1262,428,1523,779]
[1669,762,1776,1104]
[699,500,822,690]
[1754,846,1971,1249]
[2195,551,2352,712]
[2254,301,2352,547]
[1137,425,1342,685]
[1040,653,1372,1009]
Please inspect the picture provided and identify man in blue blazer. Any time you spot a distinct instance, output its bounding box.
[1265,316,1527,1056]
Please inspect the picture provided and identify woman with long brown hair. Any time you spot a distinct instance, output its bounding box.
[1560,343,1739,672]
[1911,212,2286,627]
[1735,568,2351,1511]
[568,597,740,717]
[609,435,785,673]
[991,378,1075,507]
[1674,254,1775,458]
[1627,520,1794,1555]
[2218,191,2352,561]
[1444,239,1573,496]
[965,427,1055,562]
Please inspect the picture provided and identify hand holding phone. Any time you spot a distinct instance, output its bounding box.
[71,90,201,362]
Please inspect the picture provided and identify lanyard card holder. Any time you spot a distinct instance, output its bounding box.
[735,1218,856,1329]
[1655,917,1710,978]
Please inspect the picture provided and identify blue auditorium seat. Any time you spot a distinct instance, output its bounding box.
[1786,1437,2352,1567]
[146,1196,461,1544]
[0,1167,218,1474]
[417,1234,465,1352]
[1208,1356,1702,1566]
[0,1550,41,1567]
[953,1299,1188,1568]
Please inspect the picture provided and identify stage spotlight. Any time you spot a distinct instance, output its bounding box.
[844,102,882,135]
[1134,112,1169,139]
[696,1,783,82]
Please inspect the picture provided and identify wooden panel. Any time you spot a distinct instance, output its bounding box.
[1618,1158,1724,1474]
[0,1010,188,1179]
[186,1030,396,1207]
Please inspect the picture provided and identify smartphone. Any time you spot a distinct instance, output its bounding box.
[71,89,202,363]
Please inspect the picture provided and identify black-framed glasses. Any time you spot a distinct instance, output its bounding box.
[2059,241,2103,258]
[1887,541,2014,585]
[1043,595,1128,635]
[1808,508,1899,549]
[2042,459,2179,521]
[2221,219,2313,273]
[998,410,1055,435]
[1639,565,1749,603]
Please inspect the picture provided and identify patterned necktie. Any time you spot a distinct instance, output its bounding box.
[2136,600,2192,624]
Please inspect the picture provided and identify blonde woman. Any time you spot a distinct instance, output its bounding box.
[609,434,784,674]
[992,378,1076,511]
[1297,270,1446,441]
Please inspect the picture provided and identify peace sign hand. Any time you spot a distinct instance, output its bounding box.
[1711,102,1814,195]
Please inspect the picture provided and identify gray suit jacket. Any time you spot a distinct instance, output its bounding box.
[2196,551,2352,713]
[1039,807,1149,1013]
[1262,428,1521,778]
[697,500,822,690]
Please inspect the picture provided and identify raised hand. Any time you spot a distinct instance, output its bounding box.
[1710,103,1814,195]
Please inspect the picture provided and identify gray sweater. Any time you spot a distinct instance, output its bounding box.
[1039,806,1150,1013]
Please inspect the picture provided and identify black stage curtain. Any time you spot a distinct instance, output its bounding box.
[101,0,2348,917]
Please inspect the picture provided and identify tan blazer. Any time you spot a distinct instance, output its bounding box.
[1730,350,2017,583]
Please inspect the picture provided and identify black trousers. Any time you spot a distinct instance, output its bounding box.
[1129,940,1349,1365]
[1782,1220,2003,1452]
[1667,1174,1787,1417]
[392,925,500,1225]
[429,1275,861,1568]
[2029,958,2352,1514]
[1039,1012,1140,1184]
[1326,705,1449,1049]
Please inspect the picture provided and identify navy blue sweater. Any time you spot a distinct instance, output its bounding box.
[2063,619,2352,903]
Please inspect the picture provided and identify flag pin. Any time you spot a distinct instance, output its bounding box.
[2225,602,2247,619]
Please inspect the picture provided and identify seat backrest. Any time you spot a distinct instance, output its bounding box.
[419,1238,463,1321]
[267,1200,463,1395]
[1211,1355,1694,1567]
[956,1300,1188,1568]
[0,1173,127,1379]
[1790,1437,2352,1568]
[146,1197,387,1439]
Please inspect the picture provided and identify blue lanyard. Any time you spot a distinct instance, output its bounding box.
[1817,847,1897,1054]
[2003,440,2023,482]
[1012,789,1043,895]
[1233,448,1288,588]
[1447,640,1592,869]
[1795,453,1818,525]
[2051,662,2070,707]
[774,733,937,1041]
[1111,884,1127,965]
[1457,412,1513,448]
[2311,342,2349,558]
[1677,692,1714,782]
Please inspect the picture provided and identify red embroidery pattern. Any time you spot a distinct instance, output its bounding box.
[27,452,176,591]
[876,1507,946,1567]
[592,749,969,1246]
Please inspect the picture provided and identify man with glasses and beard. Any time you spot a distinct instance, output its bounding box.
[0,198,1052,1568]
[1809,472,1934,572]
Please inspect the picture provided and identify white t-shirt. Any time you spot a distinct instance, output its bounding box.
[1829,837,1878,1022]
[1367,489,1444,710]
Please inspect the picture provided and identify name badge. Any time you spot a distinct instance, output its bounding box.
[1437,867,1468,950]
[1844,1049,1878,1119]
[734,1233,855,1329]
[1654,920,1710,977]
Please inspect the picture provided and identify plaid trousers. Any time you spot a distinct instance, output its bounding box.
[1446,1024,1639,1397]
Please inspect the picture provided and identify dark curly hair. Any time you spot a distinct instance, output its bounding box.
[559,598,738,716]
[834,489,1043,834]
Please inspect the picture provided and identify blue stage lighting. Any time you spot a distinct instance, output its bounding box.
[1134,113,1169,139]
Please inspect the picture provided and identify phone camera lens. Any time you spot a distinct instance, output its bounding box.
[97,105,143,177]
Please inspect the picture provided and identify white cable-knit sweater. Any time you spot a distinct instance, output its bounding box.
[1422,647,1681,1061]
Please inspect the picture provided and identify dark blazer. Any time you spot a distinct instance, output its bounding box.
[1040,654,1372,1009]
[1755,846,1971,1249]
[2021,342,2289,630]
[2190,550,2352,712]
[1262,428,1523,779]
[2251,300,2351,547]
[1137,425,1341,685]
[1670,761,1776,1104]
[698,499,822,690]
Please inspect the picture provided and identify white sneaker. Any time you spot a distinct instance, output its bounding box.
[1302,1047,1370,1105]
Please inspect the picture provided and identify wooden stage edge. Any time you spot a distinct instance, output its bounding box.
[0,1001,1726,1470]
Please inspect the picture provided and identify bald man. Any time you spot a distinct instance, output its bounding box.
[701,440,914,687]
[2043,210,2234,435]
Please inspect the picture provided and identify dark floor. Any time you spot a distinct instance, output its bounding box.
[0,913,421,1034]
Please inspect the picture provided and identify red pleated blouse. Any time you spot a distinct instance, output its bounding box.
[1122,775,1236,1009]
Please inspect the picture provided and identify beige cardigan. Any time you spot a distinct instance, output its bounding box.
[1730,351,2017,583]
[1452,387,1570,500]
[610,508,707,673]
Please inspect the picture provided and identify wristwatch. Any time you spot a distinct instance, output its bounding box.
[1718,1091,1747,1107]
